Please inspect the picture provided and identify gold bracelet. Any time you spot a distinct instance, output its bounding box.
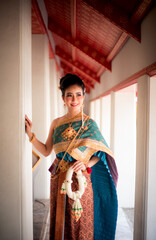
[29,133,35,143]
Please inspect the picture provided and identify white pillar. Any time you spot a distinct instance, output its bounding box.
[57,74,65,117]
[49,59,59,178]
[94,99,101,128]
[100,95,111,146]
[146,76,156,240]
[114,86,136,208]
[0,0,33,239]
[110,91,115,152]
[89,101,95,119]
[32,34,51,199]
[49,59,58,120]
[134,75,150,240]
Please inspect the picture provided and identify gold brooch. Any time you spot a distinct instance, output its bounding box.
[61,126,77,140]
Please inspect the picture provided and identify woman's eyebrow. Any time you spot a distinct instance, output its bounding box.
[66,91,82,94]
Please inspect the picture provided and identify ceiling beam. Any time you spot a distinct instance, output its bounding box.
[131,0,154,23]
[70,0,76,66]
[83,0,141,42]
[97,32,129,77]
[32,0,46,34]
[96,0,154,77]
[32,0,61,71]
[55,46,99,84]
[48,18,111,71]
[61,61,94,91]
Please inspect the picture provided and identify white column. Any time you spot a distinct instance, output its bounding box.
[146,76,156,240]
[100,95,111,146]
[49,59,59,179]
[110,91,115,152]
[0,0,33,239]
[89,101,95,119]
[32,34,50,199]
[94,99,101,128]
[57,71,65,117]
[134,75,150,240]
[114,85,136,208]
[49,59,58,120]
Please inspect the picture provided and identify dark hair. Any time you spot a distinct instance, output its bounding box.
[59,73,85,97]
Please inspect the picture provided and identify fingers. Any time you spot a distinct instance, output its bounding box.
[25,115,32,135]
[25,115,32,128]
[72,161,86,172]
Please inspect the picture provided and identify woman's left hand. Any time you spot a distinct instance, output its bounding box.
[72,161,86,173]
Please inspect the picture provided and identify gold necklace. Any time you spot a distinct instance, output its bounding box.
[61,112,84,141]
[61,122,77,141]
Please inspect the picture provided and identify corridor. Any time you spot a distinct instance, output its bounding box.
[0,0,156,240]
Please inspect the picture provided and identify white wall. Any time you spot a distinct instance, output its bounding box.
[114,85,136,208]
[146,76,156,240]
[89,6,156,100]
[0,0,33,239]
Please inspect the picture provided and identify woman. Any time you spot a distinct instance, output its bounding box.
[25,73,118,240]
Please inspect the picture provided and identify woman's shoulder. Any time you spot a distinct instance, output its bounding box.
[87,116,96,124]
[52,115,67,129]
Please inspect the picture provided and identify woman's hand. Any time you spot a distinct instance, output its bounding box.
[25,114,33,139]
[72,161,86,173]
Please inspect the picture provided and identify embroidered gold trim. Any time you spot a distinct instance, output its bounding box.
[53,138,114,164]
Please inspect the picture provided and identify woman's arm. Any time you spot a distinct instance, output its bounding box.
[87,155,100,168]
[25,114,56,157]
[72,155,100,173]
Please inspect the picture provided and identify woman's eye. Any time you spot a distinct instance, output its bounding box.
[67,94,72,97]
[77,93,82,97]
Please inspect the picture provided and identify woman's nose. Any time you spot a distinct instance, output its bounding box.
[72,95,76,101]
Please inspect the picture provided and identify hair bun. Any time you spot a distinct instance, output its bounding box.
[59,74,85,96]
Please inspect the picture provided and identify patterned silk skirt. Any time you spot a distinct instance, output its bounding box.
[49,171,94,240]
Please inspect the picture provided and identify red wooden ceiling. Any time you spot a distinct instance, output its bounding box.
[32,0,154,93]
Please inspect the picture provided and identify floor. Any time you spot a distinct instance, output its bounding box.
[33,199,134,240]
[115,207,134,240]
[33,199,50,240]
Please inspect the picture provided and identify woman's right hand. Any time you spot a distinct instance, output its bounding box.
[25,114,33,139]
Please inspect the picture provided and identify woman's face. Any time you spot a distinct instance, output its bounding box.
[63,84,85,114]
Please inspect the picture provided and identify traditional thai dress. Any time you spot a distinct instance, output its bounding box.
[49,113,118,240]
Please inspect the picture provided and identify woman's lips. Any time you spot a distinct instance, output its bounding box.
[71,103,79,107]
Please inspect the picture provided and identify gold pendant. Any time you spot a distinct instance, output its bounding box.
[61,126,77,140]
